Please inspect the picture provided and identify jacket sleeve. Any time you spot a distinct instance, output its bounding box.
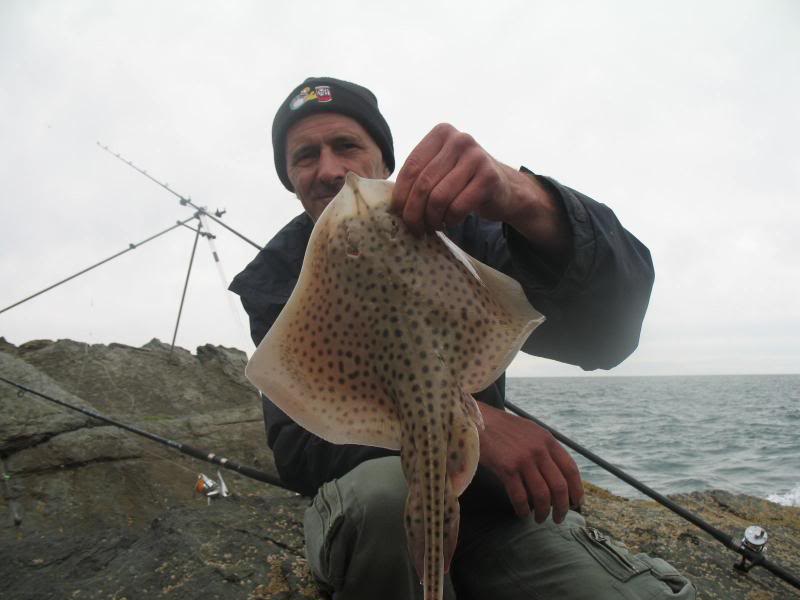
[454,170,654,370]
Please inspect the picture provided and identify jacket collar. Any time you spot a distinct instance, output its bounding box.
[228,212,313,306]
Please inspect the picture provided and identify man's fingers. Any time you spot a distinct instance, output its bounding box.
[551,445,584,510]
[393,124,493,233]
[521,463,551,523]
[511,437,580,524]
[504,473,532,518]
[391,124,449,215]
[425,158,477,229]
[538,457,570,524]
[404,145,461,233]
[441,168,490,227]
[476,403,585,525]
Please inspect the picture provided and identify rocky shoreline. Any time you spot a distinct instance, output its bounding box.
[1,338,798,599]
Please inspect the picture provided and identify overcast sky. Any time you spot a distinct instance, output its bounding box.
[1,1,798,376]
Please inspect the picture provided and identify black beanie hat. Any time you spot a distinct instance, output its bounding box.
[272,77,395,191]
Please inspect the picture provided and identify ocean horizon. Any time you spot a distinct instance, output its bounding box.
[508,374,800,507]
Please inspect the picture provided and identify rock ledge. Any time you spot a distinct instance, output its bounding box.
[1,339,798,599]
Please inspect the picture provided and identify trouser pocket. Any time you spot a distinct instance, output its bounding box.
[572,526,650,582]
[634,554,696,596]
[304,480,348,590]
[573,526,695,598]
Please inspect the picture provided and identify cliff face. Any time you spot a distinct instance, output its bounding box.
[1,338,798,599]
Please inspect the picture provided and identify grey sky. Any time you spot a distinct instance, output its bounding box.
[1,0,798,376]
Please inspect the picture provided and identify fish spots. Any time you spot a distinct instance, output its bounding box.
[346,236,360,258]
[247,175,544,600]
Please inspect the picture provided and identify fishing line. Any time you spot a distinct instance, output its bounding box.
[0,216,201,316]
[97,143,263,251]
[198,214,250,337]
[73,343,91,406]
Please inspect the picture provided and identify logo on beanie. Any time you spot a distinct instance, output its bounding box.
[289,85,333,110]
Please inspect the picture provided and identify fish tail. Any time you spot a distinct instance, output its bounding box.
[404,473,425,580]
[422,438,447,600]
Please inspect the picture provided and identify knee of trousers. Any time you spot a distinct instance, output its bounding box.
[304,456,413,587]
[344,456,409,555]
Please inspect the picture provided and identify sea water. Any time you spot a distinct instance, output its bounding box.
[509,374,800,506]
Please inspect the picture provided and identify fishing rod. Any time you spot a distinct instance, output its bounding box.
[17,148,797,587]
[505,399,800,591]
[74,160,798,587]
[97,142,263,252]
[2,381,797,589]
[0,376,291,494]
[0,215,200,316]
[97,143,260,346]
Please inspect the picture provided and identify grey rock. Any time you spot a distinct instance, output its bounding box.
[12,337,255,419]
[3,494,320,600]
[1,338,798,599]
[1,338,279,538]
[0,349,94,454]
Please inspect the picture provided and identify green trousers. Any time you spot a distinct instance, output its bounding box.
[304,457,696,600]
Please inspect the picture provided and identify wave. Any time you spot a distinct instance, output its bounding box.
[766,483,800,507]
[510,376,799,501]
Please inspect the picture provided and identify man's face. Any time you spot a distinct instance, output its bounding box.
[285,113,389,221]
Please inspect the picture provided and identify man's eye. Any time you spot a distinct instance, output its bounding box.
[293,152,316,165]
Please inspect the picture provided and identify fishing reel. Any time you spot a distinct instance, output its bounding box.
[194,470,231,504]
[734,525,769,572]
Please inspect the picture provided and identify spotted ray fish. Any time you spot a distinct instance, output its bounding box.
[246,173,544,600]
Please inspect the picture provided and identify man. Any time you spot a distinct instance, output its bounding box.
[230,77,695,600]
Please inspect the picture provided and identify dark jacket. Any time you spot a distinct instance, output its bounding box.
[229,173,654,497]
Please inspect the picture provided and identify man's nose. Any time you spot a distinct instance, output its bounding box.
[316,147,348,184]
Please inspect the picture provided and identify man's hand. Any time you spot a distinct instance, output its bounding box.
[391,123,572,268]
[477,402,584,524]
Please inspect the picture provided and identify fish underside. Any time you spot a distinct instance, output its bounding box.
[246,173,544,600]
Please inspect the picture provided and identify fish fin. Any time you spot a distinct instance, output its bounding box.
[446,395,481,497]
[245,186,403,450]
[443,479,460,574]
[436,232,546,393]
[461,390,485,431]
[246,336,401,448]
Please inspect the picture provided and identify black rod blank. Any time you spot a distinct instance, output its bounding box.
[0,376,290,492]
[505,400,800,591]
